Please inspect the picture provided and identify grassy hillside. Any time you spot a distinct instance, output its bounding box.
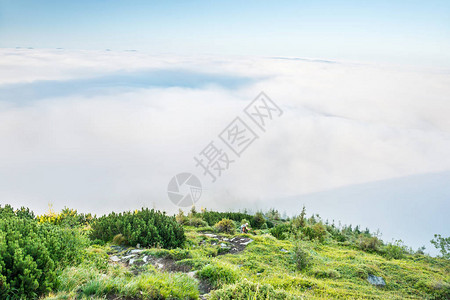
[0,205,448,299]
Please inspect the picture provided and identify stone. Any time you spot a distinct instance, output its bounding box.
[131,249,143,254]
[122,254,136,260]
[367,274,386,287]
[110,255,120,262]
[280,248,288,253]
[129,258,135,265]
[143,255,148,263]
[240,239,253,245]
[187,271,197,278]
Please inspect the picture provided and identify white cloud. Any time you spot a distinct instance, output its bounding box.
[0,49,449,252]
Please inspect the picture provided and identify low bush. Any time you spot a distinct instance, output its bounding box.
[357,235,382,253]
[311,268,341,279]
[112,234,127,246]
[270,223,289,240]
[37,207,93,227]
[292,243,312,271]
[90,208,185,249]
[383,240,408,260]
[198,262,239,288]
[0,212,88,299]
[302,223,327,242]
[214,219,236,234]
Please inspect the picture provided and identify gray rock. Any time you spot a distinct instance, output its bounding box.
[110,255,120,262]
[122,254,136,261]
[368,274,386,287]
[187,271,197,278]
[280,248,288,253]
[220,243,229,248]
[131,249,143,254]
[143,255,148,263]
[129,258,135,265]
[240,239,253,245]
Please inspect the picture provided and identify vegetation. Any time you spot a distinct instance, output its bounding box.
[0,205,88,299]
[0,204,448,299]
[214,218,236,234]
[90,208,185,248]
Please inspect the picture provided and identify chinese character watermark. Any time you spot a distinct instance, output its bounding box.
[167,92,283,207]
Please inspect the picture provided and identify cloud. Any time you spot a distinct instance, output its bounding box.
[0,48,449,252]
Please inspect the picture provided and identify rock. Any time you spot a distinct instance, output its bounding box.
[204,233,216,238]
[220,243,229,248]
[367,274,386,287]
[110,255,120,262]
[156,263,164,269]
[280,248,288,253]
[187,271,197,278]
[136,243,140,249]
[223,238,229,241]
[131,249,143,254]
[143,255,148,263]
[122,254,136,261]
[129,258,135,265]
[240,239,253,245]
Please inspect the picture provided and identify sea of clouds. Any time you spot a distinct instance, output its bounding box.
[1,48,449,253]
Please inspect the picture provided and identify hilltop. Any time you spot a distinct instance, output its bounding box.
[0,205,448,299]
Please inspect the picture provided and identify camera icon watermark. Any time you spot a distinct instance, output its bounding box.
[167,173,202,207]
[167,92,283,207]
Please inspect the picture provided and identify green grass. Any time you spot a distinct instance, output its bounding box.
[42,223,449,299]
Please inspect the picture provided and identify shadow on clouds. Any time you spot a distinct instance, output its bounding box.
[0,69,258,102]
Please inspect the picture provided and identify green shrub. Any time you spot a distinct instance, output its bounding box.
[0,212,88,299]
[198,262,239,288]
[186,217,208,227]
[0,204,35,220]
[209,278,294,299]
[302,223,327,242]
[90,208,185,249]
[311,268,341,279]
[112,234,127,246]
[357,235,382,253]
[270,224,289,240]
[38,207,93,227]
[200,211,253,227]
[292,243,312,271]
[383,240,408,259]
[252,212,266,229]
[214,219,236,234]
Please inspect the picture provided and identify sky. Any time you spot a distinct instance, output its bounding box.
[1,0,450,67]
[0,1,449,254]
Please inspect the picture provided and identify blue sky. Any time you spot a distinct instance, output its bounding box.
[1,0,449,66]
